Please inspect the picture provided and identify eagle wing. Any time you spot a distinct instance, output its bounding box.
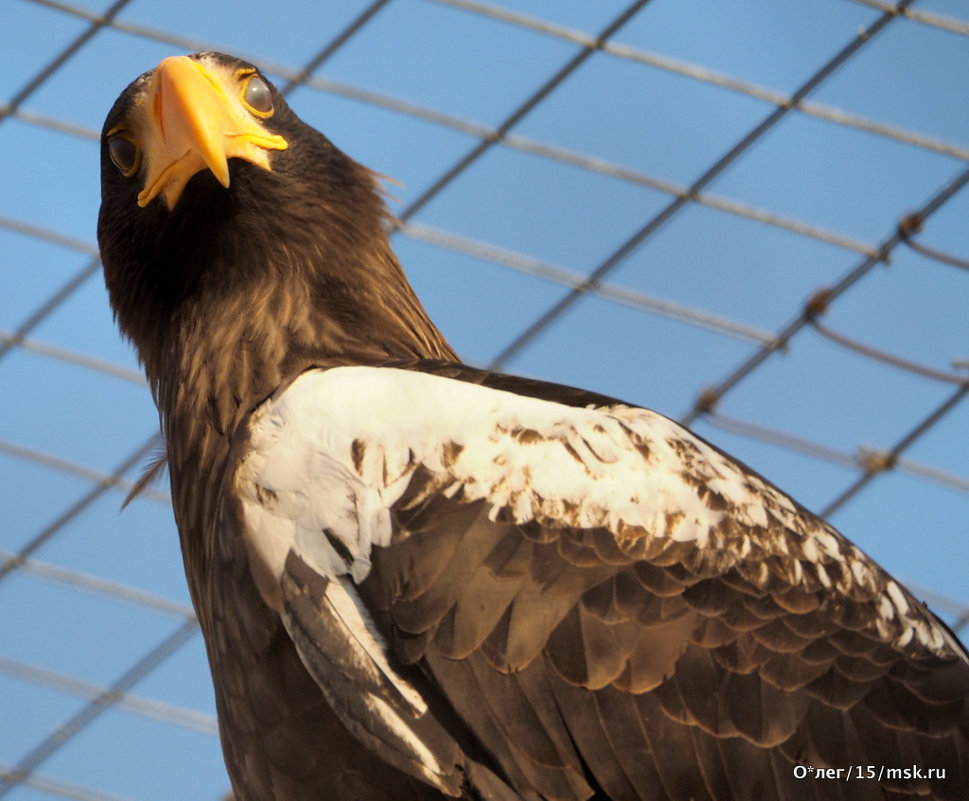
[230,365,969,801]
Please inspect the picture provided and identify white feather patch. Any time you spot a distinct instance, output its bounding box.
[364,694,443,782]
[323,577,427,715]
[234,365,955,658]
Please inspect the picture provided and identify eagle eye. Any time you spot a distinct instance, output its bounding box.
[242,74,274,116]
[107,135,139,177]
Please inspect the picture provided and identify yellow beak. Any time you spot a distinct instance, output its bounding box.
[138,56,287,209]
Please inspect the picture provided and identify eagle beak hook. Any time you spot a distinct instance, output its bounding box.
[138,56,287,209]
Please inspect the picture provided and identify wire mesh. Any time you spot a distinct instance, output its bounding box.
[1,0,967,798]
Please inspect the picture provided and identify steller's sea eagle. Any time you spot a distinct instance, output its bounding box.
[97,52,969,801]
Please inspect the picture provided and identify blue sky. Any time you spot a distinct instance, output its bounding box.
[1,1,967,799]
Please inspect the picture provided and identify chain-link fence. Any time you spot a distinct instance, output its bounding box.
[1,1,967,798]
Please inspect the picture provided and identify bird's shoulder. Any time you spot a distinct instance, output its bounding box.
[231,362,956,659]
[224,362,968,800]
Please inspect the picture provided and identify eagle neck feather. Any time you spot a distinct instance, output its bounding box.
[149,226,455,582]
[105,149,456,591]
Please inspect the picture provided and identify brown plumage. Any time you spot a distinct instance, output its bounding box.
[99,52,969,801]
[99,52,458,801]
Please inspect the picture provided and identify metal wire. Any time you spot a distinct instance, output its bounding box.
[400,222,778,346]
[0,332,147,385]
[0,215,99,256]
[0,259,101,364]
[431,0,969,163]
[809,319,969,386]
[820,381,969,518]
[489,0,918,371]
[703,412,969,496]
[275,0,396,97]
[13,0,965,268]
[679,159,969,424]
[0,549,188,616]
[0,440,167,503]
[0,765,139,801]
[395,0,654,224]
[6,78,884,261]
[0,434,161,583]
[0,0,133,126]
[898,213,969,272]
[0,656,215,735]
[0,619,199,797]
[846,0,969,38]
[2,0,968,798]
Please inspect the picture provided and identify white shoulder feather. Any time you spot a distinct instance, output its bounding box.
[234,365,952,657]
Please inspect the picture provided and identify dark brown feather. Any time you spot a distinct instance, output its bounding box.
[99,53,969,801]
[99,54,462,801]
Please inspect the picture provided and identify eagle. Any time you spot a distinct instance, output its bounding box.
[97,52,968,801]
